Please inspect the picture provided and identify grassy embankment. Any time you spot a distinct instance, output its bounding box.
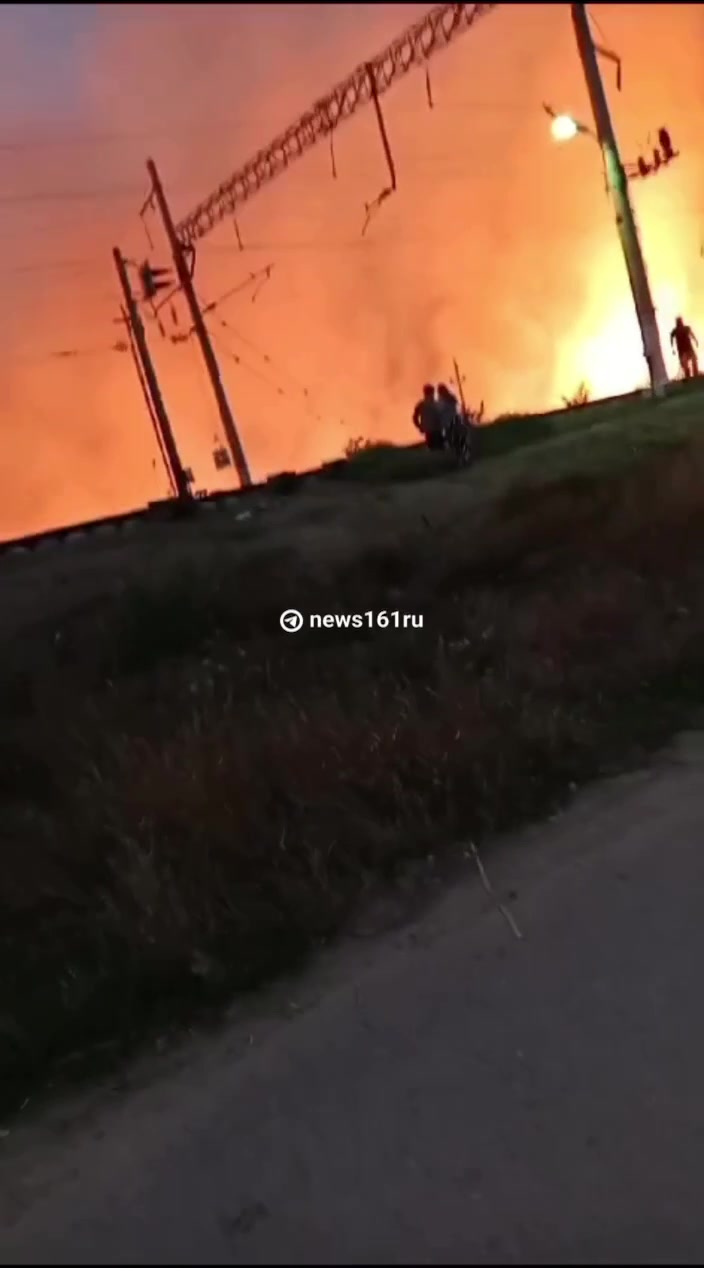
[1,379,703,1115]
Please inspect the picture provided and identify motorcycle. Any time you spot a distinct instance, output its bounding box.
[413,400,477,468]
[443,411,475,467]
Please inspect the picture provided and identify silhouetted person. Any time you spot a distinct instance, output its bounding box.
[437,382,461,431]
[413,384,444,450]
[671,316,699,379]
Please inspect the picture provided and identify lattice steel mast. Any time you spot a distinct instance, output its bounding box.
[175,3,499,247]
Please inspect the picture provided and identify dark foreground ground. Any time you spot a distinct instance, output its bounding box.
[2,384,704,1118]
[1,735,704,1265]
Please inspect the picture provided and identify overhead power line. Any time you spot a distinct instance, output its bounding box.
[2,342,128,368]
[0,181,208,206]
[0,123,265,153]
[0,256,106,275]
[0,208,699,297]
[0,88,698,159]
[212,319,330,424]
[195,207,704,257]
[0,185,145,205]
[205,312,382,429]
[209,324,289,399]
[0,93,669,158]
[218,317,318,399]
[0,101,510,154]
[175,2,499,245]
[0,212,699,287]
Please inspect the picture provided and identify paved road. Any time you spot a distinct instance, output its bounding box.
[2,736,704,1264]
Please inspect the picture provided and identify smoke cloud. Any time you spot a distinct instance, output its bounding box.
[0,3,701,537]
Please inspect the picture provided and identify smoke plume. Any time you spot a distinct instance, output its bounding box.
[0,3,701,536]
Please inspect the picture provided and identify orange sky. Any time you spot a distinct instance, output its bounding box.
[0,2,702,538]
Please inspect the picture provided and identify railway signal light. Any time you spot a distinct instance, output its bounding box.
[139,260,172,302]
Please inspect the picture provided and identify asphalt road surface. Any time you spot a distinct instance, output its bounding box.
[2,735,704,1264]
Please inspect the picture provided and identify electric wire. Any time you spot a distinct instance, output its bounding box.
[1,341,129,368]
[0,2,699,491]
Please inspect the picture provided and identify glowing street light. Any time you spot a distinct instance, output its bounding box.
[550,113,580,143]
[544,105,595,144]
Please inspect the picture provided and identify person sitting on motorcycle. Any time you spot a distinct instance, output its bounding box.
[412,384,444,451]
[437,381,474,464]
[437,383,460,432]
[438,382,467,446]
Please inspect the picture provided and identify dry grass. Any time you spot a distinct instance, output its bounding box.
[2,387,704,1116]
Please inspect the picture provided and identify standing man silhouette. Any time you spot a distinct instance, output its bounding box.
[670,316,699,379]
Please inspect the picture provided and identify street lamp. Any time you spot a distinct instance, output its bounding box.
[563,3,668,395]
[550,113,581,143]
[544,104,597,144]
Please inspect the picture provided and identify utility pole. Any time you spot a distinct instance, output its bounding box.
[120,303,177,499]
[112,247,192,505]
[145,158,252,488]
[571,3,668,396]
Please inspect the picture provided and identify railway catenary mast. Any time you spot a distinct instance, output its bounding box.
[175,3,499,247]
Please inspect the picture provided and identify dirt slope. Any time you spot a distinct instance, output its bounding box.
[2,735,704,1264]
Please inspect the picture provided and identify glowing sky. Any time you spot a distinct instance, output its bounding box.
[0,3,702,536]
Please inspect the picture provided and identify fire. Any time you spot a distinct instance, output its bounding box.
[553,209,703,403]
[0,2,702,538]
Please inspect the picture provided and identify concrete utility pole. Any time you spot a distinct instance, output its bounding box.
[120,302,177,499]
[146,158,252,488]
[571,3,668,395]
[112,247,192,505]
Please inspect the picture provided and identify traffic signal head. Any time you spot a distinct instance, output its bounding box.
[139,260,172,301]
